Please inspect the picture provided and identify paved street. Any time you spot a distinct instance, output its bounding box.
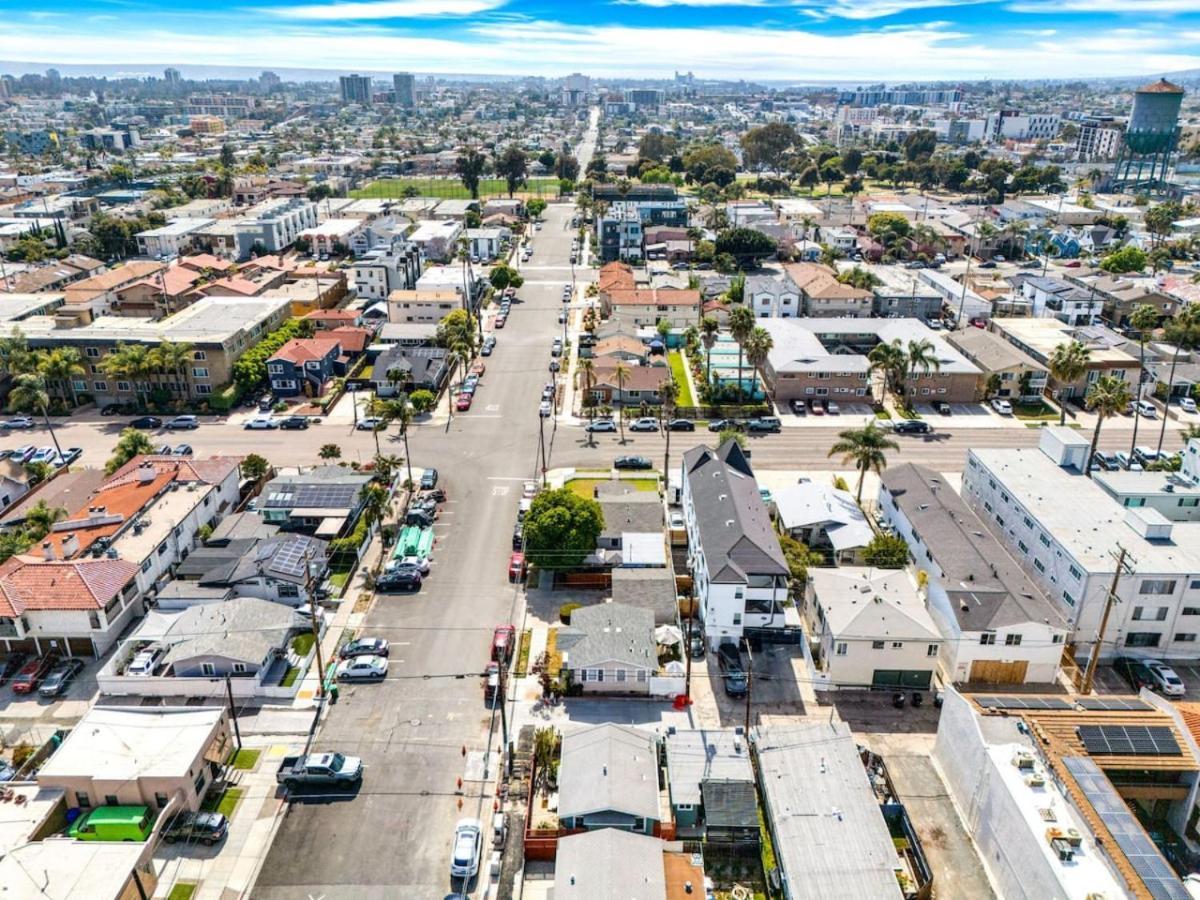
[251,199,586,897]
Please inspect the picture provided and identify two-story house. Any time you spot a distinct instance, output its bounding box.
[682,441,789,643]
[267,337,343,398]
[744,273,801,319]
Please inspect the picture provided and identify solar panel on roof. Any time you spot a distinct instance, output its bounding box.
[1077,697,1152,712]
[973,695,1072,711]
[1077,725,1181,757]
[1062,756,1191,900]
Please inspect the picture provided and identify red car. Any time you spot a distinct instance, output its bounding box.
[494,315,507,329]
[11,656,56,694]
[508,552,525,582]
[492,625,516,663]
[456,394,473,412]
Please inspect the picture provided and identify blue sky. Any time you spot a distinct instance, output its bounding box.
[1,0,1198,81]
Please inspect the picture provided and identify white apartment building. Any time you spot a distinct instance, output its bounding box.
[986,111,1061,142]
[299,218,366,258]
[406,218,462,262]
[135,218,214,259]
[387,289,460,324]
[351,243,422,302]
[744,273,801,318]
[233,198,318,258]
[963,428,1200,662]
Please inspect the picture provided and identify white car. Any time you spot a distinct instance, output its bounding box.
[1180,397,1198,414]
[522,481,538,499]
[244,416,277,430]
[395,555,430,575]
[991,398,1013,415]
[539,400,552,417]
[336,655,388,682]
[1144,659,1186,697]
[1135,400,1158,418]
[450,818,483,880]
[28,446,58,464]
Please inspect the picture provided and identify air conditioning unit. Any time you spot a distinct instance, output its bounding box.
[1051,839,1075,862]
[1025,772,1046,788]
[1064,828,1082,848]
[1013,752,1035,770]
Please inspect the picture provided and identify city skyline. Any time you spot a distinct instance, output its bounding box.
[1,0,1199,81]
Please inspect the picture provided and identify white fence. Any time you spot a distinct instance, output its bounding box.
[649,675,686,697]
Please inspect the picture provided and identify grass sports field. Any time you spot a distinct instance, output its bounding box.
[351,177,561,200]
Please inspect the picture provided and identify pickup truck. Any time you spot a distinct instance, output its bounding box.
[275,752,363,787]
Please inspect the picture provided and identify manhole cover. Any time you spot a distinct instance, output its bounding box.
[410,718,421,726]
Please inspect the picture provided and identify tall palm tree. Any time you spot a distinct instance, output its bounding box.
[1156,305,1200,454]
[904,338,942,404]
[1047,340,1091,425]
[827,422,900,505]
[100,343,155,410]
[728,306,755,404]
[699,316,720,388]
[1126,304,1160,460]
[380,394,415,491]
[867,339,907,403]
[0,327,36,375]
[659,376,680,478]
[1085,376,1132,478]
[8,373,64,463]
[37,347,84,409]
[743,326,774,405]
[576,357,597,432]
[613,360,631,444]
[151,340,195,401]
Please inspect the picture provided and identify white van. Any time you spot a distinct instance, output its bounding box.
[127,646,164,676]
[1136,400,1158,418]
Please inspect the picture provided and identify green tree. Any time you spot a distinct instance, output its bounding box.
[241,453,270,482]
[319,443,342,461]
[700,316,720,387]
[1084,376,1132,479]
[779,533,822,595]
[489,264,524,291]
[728,306,756,404]
[554,152,580,182]
[37,346,85,408]
[8,372,64,462]
[1100,246,1147,274]
[715,228,776,266]
[526,198,547,220]
[718,427,747,449]
[455,147,487,199]
[105,427,156,475]
[409,389,436,414]
[862,533,911,568]
[522,487,604,571]
[740,122,799,173]
[220,143,236,168]
[1154,304,1200,454]
[827,422,900,504]
[1048,340,1092,424]
[743,326,774,404]
[495,144,528,198]
[659,375,680,477]
[1144,201,1182,248]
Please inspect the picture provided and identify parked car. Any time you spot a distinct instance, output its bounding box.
[809,399,824,416]
[1134,446,1162,467]
[28,447,58,465]
[629,417,659,432]
[933,401,952,415]
[130,416,162,429]
[356,416,385,431]
[789,399,807,415]
[456,394,473,412]
[1140,659,1186,697]
[508,552,526,581]
[60,447,83,465]
[450,818,483,880]
[336,655,389,682]
[585,418,617,433]
[492,625,516,663]
[990,398,1014,415]
[166,415,199,430]
[893,420,931,435]
[392,555,431,575]
[746,417,781,433]
[69,807,154,842]
[340,637,389,659]
[717,643,748,697]
[1135,400,1158,419]
[36,657,83,697]
[275,752,363,787]
[824,400,841,414]
[9,446,35,463]
[156,444,174,456]
[1092,451,1120,471]
[483,661,501,706]
[512,522,524,551]
[10,656,56,694]
[614,455,652,470]
[3,416,35,430]
[162,811,229,846]
[173,444,194,456]
[481,338,496,356]
[1114,451,1143,471]
[1180,397,1197,414]
[127,646,163,676]
[376,569,422,592]
[707,418,744,432]
[1113,656,1154,691]
[405,510,435,528]
[539,400,552,418]
[548,359,561,373]
[667,418,695,431]
[421,468,439,489]
[278,415,310,430]
[688,632,705,660]
[494,314,507,328]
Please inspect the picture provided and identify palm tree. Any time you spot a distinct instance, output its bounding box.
[319,443,341,461]
[576,357,597,434]
[827,422,900,505]
[699,316,720,388]
[0,327,36,375]
[358,483,389,527]
[378,394,414,490]
[867,339,907,403]
[612,360,632,442]
[728,306,755,404]
[1085,376,1132,478]
[23,500,66,540]
[100,343,154,410]
[151,340,195,401]
[659,376,680,478]
[903,338,942,404]
[1126,304,1160,460]
[1156,305,1200,454]
[743,326,774,405]
[37,347,85,409]
[9,373,64,463]
[1048,340,1091,425]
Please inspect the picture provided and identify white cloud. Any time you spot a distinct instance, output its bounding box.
[261,0,506,19]
[615,0,997,18]
[1008,0,1200,11]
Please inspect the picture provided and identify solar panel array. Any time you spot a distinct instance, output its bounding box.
[293,484,362,509]
[973,695,1073,711]
[1076,725,1181,757]
[1062,756,1191,900]
[1077,697,1152,712]
[270,538,314,579]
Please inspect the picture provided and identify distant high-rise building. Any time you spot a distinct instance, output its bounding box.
[393,72,415,108]
[1110,78,1184,194]
[624,88,664,109]
[339,74,372,105]
[260,71,281,89]
[45,69,61,85]
[1076,116,1124,162]
[840,87,961,109]
[164,68,182,85]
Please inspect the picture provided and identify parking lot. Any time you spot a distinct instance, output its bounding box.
[1091,661,1200,703]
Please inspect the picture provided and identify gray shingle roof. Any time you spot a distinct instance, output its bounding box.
[562,602,657,671]
[665,729,754,807]
[610,568,678,625]
[702,779,759,830]
[683,441,787,583]
[553,830,666,900]
[599,493,663,537]
[559,724,661,822]
[160,597,302,669]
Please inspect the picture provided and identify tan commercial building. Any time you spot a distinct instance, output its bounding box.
[988,317,1140,401]
[387,289,461,324]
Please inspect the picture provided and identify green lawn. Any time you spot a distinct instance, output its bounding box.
[201,787,244,819]
[515,629,533,677]
[351,177,561,201]
[280,665,301,688]
[230,748,261,771]
[566,477,658,500]
[667,351,695,407]
[1013,401,1059,421]
[167,884,197,900]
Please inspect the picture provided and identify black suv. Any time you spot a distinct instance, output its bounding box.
[278,415,310,430]
[162,811,228,845]
[377,568,422,592]
[717,643,748,696]
[893,420,931,435]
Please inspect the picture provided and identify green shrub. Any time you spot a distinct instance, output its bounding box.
[208,382,245,412]
[559,603,581,624]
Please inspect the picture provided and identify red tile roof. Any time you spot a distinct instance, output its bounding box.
[179,253,233,273]
[607,288,700,307]
[326,326,371,354]
[104,455,241,489]
[599,262,636,293]
[0,555,138,616]
[304,308,359,322]
[269,337,341,365]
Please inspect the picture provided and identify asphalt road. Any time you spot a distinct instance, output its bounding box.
[251,203,585,898]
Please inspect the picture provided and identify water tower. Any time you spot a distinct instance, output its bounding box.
[1110,78,1184,193]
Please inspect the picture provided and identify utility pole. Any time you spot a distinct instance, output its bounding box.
[306,554,328,701]
[1082,544,1134,695]
[224,674,243,751]
[684,587,695,701]
[743,639,754,735]
[538,412,548,486]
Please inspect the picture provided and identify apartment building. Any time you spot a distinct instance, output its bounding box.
[744,272,801,318]
[681,441,789,643]
[758,318,981,405]
[387,289,460,324]
[783,263,873,318]
[985,110,1061,142]
[879,463,1068,685]
[1076,116,1124,161]
[867,266,944,320]
[603,288,700,329]
[352,243,422,301]
[963,428,1200,662]
[1020,276,1105,326]
[989,317,1140,401]
[233,198,318,258]
[946,328,1048,402]
[135,218,214,259]
[299,218,366,258]
[406,219,462,262]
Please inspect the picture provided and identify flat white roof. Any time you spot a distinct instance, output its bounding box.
[136,217,214,238]
[301,218,364,238]
[0,839,147,900]
[0,785,66,855]
[39,706,223,781]
[808,567,940,638]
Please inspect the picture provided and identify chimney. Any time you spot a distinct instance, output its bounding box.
[137,463,156,483]
[42,541,56,561]
[62,533,79,558]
